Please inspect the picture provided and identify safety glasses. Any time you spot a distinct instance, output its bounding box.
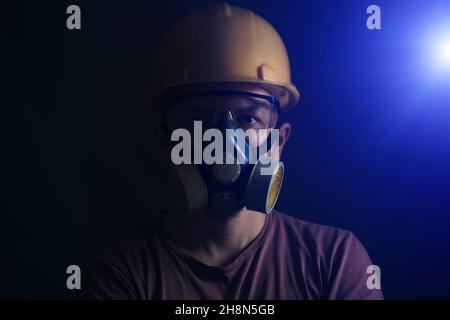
[163,90,280,133]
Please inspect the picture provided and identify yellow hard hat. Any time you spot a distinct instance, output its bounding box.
[150,2,300,111]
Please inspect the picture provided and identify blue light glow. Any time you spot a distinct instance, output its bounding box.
[432,34,450,69]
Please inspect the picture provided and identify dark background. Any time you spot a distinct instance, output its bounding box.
[2,0,450,299]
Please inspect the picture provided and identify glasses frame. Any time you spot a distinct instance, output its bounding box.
[161,90,281,134]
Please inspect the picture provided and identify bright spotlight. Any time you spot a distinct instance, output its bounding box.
[433,36,450,68]
[438,40,450,61]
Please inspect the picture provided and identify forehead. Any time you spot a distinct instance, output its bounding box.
[166,83,275,111]
[178,94,272,112]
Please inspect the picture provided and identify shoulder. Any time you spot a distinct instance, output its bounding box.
[80,220,161,299]
[87,221,158,262]
[271,210,356,253]
[271,211,383,299]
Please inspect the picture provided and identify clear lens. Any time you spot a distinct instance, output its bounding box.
[165,93,278,133]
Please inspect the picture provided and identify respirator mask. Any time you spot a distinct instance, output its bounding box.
[162,90,284,217]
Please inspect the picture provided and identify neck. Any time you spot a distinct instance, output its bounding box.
[162,208,267,267]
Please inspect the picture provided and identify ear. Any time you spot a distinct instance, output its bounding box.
[278,122,292,156]
[269,122,291,161]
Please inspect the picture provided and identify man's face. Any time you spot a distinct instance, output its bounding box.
[159,84,291,216]
[162,84,291,161]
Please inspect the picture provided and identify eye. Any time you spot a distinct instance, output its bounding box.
[237,114,260,125]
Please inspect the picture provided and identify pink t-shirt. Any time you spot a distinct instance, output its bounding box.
[84,211,383,300]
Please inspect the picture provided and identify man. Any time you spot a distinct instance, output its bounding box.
[83,3,383,300]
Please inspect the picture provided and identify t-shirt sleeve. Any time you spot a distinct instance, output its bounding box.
[82,253,139,300]
[325,231,384,300]
[79,236,147,300]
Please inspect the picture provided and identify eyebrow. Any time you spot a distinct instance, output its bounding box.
[233,103,272,114]
[173,97,274,115]
[167,90,281,113]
